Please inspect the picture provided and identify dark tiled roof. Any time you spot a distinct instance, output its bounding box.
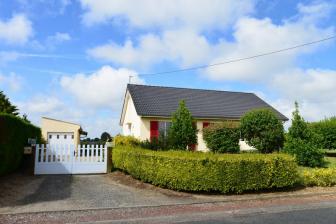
[127,84,288,121]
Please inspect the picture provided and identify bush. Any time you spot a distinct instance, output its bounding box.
[240,109,285,153]
[310,117,336,150]
[203,122,240,153]
[140,133,170,151]
[301,168,336,187]
[113,146,299,193]
[0,113,41,175]
[284,137,324,167]
[113,135,140,147]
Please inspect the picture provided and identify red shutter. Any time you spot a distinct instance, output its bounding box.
[150,121,159,141]
[203,122,210,128]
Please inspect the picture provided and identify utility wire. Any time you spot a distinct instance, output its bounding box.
[137,35,336,77]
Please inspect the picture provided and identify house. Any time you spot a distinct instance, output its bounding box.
[41,117,87,146]
[120,84,288,151]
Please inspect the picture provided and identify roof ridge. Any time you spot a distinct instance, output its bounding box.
[128,83,254,95]
[42,117,81,126]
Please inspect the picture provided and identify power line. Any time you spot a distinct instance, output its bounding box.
[137,35,336,77]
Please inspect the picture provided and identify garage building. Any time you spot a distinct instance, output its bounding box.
[41,117,87,146]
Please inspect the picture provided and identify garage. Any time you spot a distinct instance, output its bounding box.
[41,117,87,146]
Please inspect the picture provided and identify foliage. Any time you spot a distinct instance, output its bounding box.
[100,132,112,142]
[113,135,140,147]
[0,91,19,116]
[168,100,197,150]
[284,102,324,167]
[0,113,41,175]
[112,146,299,194]
[240,108,285,153]
[288,102,315,141]
[310,117,336,150]
[284,138,324,167]
[140,133,170,151]
[203,122,240,153]
[301,168,336,187]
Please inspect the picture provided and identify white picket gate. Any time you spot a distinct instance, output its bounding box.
[34,144,107,175]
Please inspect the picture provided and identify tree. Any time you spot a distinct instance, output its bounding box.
[100,132,111,142]
[283,102,324,167]
[240,108,284,153]
[168,100,197,150]
[288,102,314,141]
[0,91,19,116]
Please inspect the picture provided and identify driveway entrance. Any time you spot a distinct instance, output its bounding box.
[34,144,107,174]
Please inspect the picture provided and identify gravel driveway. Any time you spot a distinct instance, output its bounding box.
[0,172,200,214]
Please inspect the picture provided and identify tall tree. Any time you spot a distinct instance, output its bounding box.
[169,100,197,150]
[0,91,19,116]
[100,132,111,142]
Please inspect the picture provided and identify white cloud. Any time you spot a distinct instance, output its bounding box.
[205,16,334,82]
[80,0,254,30]
[47,32,71,43]
[88,30,217,68]
[265,68,336,126]
[0,72,23,91]
[60,65,144,108]
[0,14,33,45]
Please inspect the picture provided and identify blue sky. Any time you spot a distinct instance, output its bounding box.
[0,0,335,137]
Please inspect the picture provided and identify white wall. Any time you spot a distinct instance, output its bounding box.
[122,92,142,138]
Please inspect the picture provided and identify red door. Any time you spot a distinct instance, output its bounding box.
[150,121,159,142]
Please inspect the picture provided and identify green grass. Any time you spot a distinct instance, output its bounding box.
[324,157,336,168]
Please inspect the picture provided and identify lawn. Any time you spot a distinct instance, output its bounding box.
[324,157,336,168]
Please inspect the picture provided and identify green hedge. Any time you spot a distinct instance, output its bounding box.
[0,113,41,175]
[301,168,336,187]
[112,146,299,193]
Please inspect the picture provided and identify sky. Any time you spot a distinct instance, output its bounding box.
[0,0,336,137]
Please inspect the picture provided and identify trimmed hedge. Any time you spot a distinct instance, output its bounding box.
[112,146,299,193]
[113,135,140,147]
[0,113,41,175]
[301,168,336,187]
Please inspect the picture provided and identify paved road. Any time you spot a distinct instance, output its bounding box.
[178,204,336,224]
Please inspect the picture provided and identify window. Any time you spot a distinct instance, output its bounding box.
[72,135,74,139]
[57,135,59,139]
[49,135,52,139]
[158,121,171,137]
[64,135,67,139]
[126,123,132,135]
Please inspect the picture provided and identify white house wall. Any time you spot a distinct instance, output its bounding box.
[122,92,142,138]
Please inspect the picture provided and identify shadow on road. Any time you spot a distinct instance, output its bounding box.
[0,173,73,207]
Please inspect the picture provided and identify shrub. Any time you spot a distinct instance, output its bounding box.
[284,102,324,167]
[113,135,140,147]
[169,100,197,150]
[240,109,285,153]
[301,168,336,187]
[0,113,41,175]
[113,146,299,193]
[310,117,336,150]
[203,122,240,153]
[140,133,170,151]
[284,137,324,167]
